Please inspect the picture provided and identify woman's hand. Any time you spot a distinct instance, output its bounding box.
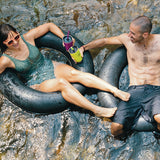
[62,36,75,48]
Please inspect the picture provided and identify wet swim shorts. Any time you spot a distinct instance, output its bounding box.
[113,84,160,131]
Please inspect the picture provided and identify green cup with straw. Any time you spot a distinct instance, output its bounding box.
[68,46,83,63]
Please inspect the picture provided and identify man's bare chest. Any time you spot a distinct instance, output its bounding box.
[128,46,160,66]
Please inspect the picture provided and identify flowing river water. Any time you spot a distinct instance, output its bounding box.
[0,0,160,159]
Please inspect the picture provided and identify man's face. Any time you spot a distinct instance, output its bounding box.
[128,23,144,43]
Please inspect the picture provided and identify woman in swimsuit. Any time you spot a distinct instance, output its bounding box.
[0,23,130,118]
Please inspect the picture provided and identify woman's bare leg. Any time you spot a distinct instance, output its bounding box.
[54,63,130,101]
[35,78,117,118]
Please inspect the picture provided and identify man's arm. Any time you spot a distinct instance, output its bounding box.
[79,33,126,54]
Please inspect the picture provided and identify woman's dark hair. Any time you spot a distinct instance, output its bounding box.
[0,24,17,53]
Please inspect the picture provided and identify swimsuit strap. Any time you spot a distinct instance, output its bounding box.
[3,35,43,73]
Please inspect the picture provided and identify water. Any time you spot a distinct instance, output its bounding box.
[0,0,160,159]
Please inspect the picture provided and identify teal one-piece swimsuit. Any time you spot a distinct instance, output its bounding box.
[3,35,55,86]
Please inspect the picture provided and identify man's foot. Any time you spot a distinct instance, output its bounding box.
[113,89,130,101]
[114,133,128,141]
[94,107,117,118]
[114,130,133,141]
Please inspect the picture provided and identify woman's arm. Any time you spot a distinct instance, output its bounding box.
[0,56,15,74]
[23,23,65,44]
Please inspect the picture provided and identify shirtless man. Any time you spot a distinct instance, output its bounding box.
[79,15,160,136]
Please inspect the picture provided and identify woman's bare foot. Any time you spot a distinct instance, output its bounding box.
[94,107,117,118]
[113,89,130,101]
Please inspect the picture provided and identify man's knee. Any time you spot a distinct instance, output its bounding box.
[154,114,160,123]
[154,114,160,131]
[111,122,123,136]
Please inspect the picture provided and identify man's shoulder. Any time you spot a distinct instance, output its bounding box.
[151,33,160,37]
[118,33,130,44]
[118,33,129,39]
[150,34,160,42]
[120,33,128,36]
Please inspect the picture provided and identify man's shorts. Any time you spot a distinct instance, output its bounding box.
[113,84,160,131]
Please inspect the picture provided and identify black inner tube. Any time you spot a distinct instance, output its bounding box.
[0,32,94,114]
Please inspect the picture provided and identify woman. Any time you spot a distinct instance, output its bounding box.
[0,23,130,118]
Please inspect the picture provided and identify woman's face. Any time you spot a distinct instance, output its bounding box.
[3,31,20,49]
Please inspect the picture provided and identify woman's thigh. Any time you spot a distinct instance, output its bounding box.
[31,78,61,92]
[53,62,82,82]
[30,61,82,92]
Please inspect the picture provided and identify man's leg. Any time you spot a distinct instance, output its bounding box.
[152,114,160,138]
[154,114,160,131]
[151,91,160,136]
[111,122,124,136]
[111,86,142,137]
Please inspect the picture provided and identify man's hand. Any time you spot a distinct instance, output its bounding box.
[79,46,84,57]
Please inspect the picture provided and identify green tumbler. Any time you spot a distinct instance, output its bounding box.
[69,46,83,63]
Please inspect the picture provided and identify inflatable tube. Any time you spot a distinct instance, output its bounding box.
[98,46,156,131]
[0,32,94,114]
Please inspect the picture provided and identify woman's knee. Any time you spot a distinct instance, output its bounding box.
[111,122,123,136]
[66,69,83,82]
[57,78,70,87]
[55,64,80,81]
[39,78,69,92]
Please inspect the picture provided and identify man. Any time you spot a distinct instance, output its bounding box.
[79,15,160,137]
